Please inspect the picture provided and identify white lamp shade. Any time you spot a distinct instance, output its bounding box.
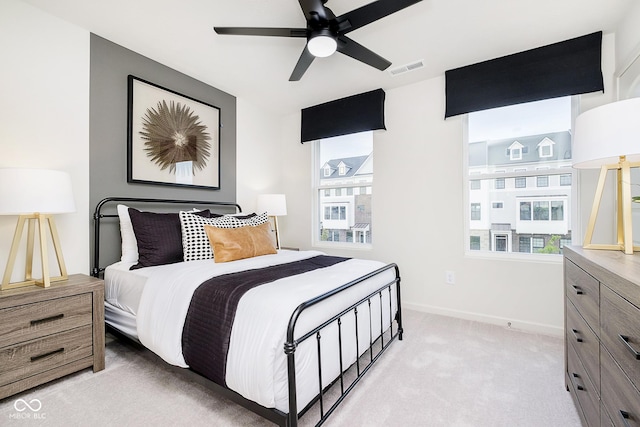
[572,97,640,169]
[0,168,75,215]
[256,194,287,216]
[307,34,337,58]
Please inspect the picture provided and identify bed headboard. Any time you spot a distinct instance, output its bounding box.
[92,197,242,277]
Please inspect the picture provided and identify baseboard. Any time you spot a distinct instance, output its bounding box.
[403,302,564,337]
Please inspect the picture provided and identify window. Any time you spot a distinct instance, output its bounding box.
[470,236,481,250]
[532,237,545,252]
[519,236,531,253]
[466,96,573,256]
[470,203,481,220]
[314,131,373,246]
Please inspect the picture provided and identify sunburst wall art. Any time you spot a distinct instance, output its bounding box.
[127,75,220,189]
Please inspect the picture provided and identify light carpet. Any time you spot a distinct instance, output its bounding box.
[0,310,581,426]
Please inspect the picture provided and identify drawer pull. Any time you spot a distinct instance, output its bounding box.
[619,410,631,427]
[30,313,64,326]
[30,348,64,362]
[571,285,583,295]
[571,329,583,343]
[571,373,585,391]
[619,335,640,360]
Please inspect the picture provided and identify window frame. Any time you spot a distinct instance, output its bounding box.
[462,96,579,262]
[312,132,374,250]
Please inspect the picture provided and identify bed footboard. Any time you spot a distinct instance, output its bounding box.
[285,263,402,427]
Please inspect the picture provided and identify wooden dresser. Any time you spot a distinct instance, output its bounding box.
[0,274,105,400]
[564,246,640,427]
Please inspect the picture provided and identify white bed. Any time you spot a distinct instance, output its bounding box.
[94,197,402,426]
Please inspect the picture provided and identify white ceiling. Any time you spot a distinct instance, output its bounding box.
[23,0,633,115]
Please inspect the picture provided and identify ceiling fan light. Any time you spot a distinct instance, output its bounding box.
[308,34,337,58]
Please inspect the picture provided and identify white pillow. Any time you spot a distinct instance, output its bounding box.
[117,204,139,263]
[179,211,269,261]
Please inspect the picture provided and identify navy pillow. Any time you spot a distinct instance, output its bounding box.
[128,208,210,269]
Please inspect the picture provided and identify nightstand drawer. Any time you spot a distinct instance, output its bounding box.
[565,259,599,332]
[0,325,93,386]
[0,293,93,348]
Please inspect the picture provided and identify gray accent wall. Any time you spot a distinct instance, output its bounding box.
[89,34,237,269]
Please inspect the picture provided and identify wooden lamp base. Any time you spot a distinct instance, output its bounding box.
[1,213,68,291]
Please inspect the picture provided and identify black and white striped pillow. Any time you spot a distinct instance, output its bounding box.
[179,211,269,261]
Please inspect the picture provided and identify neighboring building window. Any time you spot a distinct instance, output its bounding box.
[508,141,524,160]
[314,131,373,246]
[466,96,573,256]
[471,203,481,220]
[532,237,545,252]
[537,137,555,158]
[470,236,481,250]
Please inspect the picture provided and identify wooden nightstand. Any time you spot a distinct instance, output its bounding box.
[0,274,105,400]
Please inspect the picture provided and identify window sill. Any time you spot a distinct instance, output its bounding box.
[464,250,563,264]
[313,241,373,252]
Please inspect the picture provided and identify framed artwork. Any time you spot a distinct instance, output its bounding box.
[127,75,221,189]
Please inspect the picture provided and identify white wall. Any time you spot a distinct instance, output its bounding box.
[0,0,90,280]
[278,34,620,337]
[236,97,284,212]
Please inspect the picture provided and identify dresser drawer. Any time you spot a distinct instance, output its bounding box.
[567,340,600,427]
[567,298,600,391]
[0,293,92,349]
[0,325,93,386]
[565,259,599,332]
[601,346,640,427]
[601,285,640,392]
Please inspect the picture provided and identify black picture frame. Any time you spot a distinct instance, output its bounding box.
[127,75,221,190]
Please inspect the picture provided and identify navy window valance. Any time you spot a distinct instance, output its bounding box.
[301,89,386,142]
[445,31,603,118]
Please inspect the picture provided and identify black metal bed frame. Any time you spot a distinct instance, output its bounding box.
[93,197,403,427]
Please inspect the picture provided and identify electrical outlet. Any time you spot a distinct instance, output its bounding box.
[445,270,455,285]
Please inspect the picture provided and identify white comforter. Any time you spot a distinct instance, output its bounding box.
[136,250,396,412]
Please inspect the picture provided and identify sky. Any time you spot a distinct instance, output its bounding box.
[468,96,572,142]
[319,131,373,163]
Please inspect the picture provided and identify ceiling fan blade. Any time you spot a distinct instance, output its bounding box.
[289,46,315,81]
[298,0,330,22]
[214,27,307,37]
[337,0,423,34]
[336,36,391,71]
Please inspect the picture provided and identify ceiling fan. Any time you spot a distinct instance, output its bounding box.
[214,0,423,81]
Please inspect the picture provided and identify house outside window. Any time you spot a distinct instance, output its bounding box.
[466,96,573,256]
[471,203,481,220]
[314,131,373,247]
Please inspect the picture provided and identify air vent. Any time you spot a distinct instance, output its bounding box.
[388,59,425,76]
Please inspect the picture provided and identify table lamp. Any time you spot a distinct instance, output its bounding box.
[572,97,640,254]
[256,194,287,249]
[0,168,76,290]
